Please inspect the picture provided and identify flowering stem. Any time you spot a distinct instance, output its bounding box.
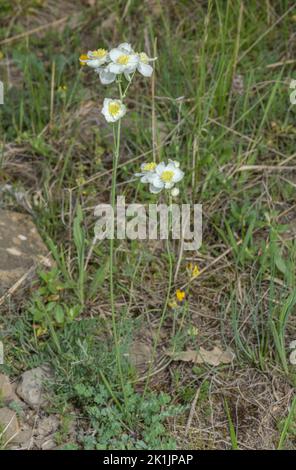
[122,71,136,99]
[141,194,173,400]
[110,114,127,407]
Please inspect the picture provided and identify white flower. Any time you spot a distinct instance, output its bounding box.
[101,98,126,123]
[169,159,180,168]
[109,43,139,75]
[147,161,184,194]
[79,49,108,68]
[135,162,157,183]
[171,187,179,197]
[137,52,157,77]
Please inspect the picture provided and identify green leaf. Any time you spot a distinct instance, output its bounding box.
[88,261,108,299]
[274,254,287,276]
[54,304,65,324]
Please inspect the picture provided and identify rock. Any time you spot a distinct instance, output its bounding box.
[128,337,153,375]
[34,415,59,449]
[0,210,53,296]
[36,415,59,437]
[0,408,19,443]
[0,374,14,402]
[41,438,56,450]
[11,426,32,448]
[16,366,52,408]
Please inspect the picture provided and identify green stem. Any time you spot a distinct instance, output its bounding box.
[122,71,136,98]
[110,110,127,407]
[142,194,173,400]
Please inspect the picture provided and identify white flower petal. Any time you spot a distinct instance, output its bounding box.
[290,350,296,365]
[109,48,123,62]
[172,168,184,183]
[118,43,134,53]
[149,184,162,194]
[155,162,166,175]
[109,63,124,74]
[140,175,150,183]
[98,68,116,84]
[138,62,153,77]
[148,174,163,188]
[87,59,102,68]
[168,159,180,168]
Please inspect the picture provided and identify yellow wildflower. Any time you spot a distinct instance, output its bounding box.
[176,289,186,303]
[187,262,200,279]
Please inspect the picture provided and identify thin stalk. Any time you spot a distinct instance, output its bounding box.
[122,71,136,98]
[109,80,127,407]
[141,194,173,400]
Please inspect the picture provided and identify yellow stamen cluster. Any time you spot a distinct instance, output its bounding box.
[92,48,107,58]
[143,162,157,172]
[139,52,149,64]
[108,102,121,116]
[161,170,174,183]
[117,54,129,65]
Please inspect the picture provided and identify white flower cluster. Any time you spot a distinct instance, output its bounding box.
[135,160,184,195]
[80,43,156,123]
[80,42,156,85]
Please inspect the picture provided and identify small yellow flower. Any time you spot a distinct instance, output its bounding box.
[187,325,199,337]
[176,289,186,303]
[187,262,200,279]
[168,300,178,309]
[57,85,67,97]
[79,54,89,65]
[33,324,48,338]
[76,176,86,186]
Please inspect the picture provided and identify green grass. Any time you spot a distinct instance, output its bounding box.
[1,0,296,450]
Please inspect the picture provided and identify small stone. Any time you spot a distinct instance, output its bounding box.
[0,210,54,296]
[11,427,32,447]
[41,438,56,450]
[16,366,52,408]
[0,374,13,402]
[0,407,19,443]
[36,415,59,437]
[128,339,153,374]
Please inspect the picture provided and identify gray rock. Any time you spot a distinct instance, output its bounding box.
[0,407,19,443]
[16,366,52,408]
[0,210,53,296]
[41,437,56,450]
[36,415,59,437]
[0,374,13,402]
[10,426,32,448]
